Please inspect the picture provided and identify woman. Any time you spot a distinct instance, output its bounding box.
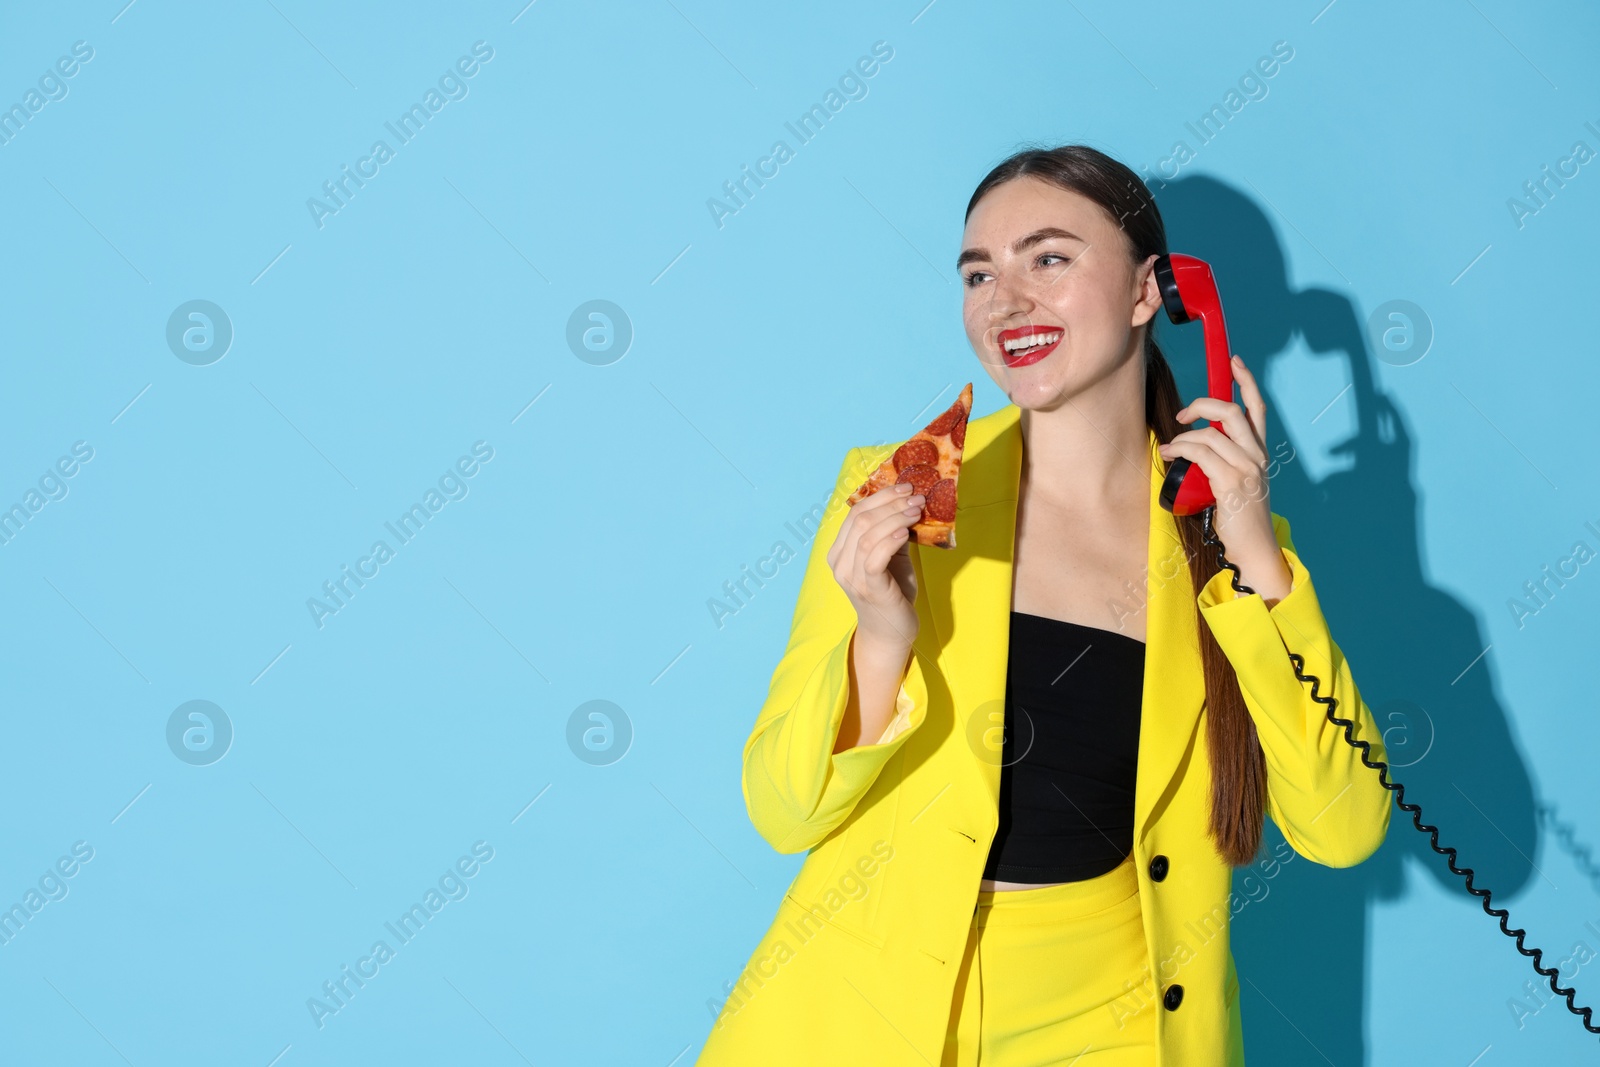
[698,144,1390,1066]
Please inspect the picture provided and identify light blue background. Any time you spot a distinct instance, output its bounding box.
[1,1,1597,1063]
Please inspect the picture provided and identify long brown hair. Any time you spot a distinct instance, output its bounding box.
[964,143,1268,867]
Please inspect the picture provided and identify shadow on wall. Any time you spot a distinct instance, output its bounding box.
[1153,174,1540,1065]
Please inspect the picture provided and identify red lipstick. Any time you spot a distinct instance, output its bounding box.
[996,324,1063,368]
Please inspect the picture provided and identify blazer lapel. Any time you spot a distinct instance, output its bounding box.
[914,405,1207,843]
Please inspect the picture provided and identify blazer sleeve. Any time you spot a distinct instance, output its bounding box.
[1195,511,1392,868]
[741,445,934,855]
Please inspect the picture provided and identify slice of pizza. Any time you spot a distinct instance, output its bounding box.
[846,382,973,549]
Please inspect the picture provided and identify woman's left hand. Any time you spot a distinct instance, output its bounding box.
[1156,354,1293,603]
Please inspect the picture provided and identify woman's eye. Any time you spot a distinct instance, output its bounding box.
[963,256,1067,287]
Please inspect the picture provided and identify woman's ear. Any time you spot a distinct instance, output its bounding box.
[1131,253,1163,327]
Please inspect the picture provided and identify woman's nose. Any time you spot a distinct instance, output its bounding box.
[987,274,1033,320]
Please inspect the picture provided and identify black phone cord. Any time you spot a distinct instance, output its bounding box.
[1199,504,1599,1037]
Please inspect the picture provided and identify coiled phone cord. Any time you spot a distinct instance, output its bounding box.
[1199,504,1600,1037]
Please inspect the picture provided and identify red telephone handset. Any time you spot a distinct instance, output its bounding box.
[1153,253,1233,516]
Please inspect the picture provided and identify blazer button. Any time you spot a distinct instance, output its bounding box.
[1148,854,1169,882]
[1163,984,1184,1011]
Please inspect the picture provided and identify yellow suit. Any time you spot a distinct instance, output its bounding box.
[698,403,1390,1066]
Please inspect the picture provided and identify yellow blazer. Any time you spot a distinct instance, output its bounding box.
[698,402,1390,1066]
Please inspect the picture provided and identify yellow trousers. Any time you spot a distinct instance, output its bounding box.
[942,853,1159,1066]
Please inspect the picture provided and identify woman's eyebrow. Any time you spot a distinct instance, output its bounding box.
[955,227,1086,270]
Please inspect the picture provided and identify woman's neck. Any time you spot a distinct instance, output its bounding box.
[1016,376,1151,510]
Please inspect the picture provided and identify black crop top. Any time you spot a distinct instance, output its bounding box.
[981,610,1146,884]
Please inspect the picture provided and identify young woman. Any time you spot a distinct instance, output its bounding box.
[698,144,1390,1066]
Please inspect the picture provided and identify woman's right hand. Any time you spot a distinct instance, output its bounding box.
[827,482,923,652]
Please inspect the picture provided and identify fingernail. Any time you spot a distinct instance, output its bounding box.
[895,482,911,492]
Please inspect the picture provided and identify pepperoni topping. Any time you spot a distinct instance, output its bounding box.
[927,401,964,436]
[925,478,958,521]
[951,412,968,450]
[894,464,940,494]
[892,439,939,471]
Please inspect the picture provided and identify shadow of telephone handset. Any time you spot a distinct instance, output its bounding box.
[1153,252,1600,1038]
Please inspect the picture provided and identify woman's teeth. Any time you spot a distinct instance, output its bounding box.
[1003,331,1061,352]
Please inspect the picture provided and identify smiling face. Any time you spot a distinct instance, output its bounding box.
[958,175,1163,411]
